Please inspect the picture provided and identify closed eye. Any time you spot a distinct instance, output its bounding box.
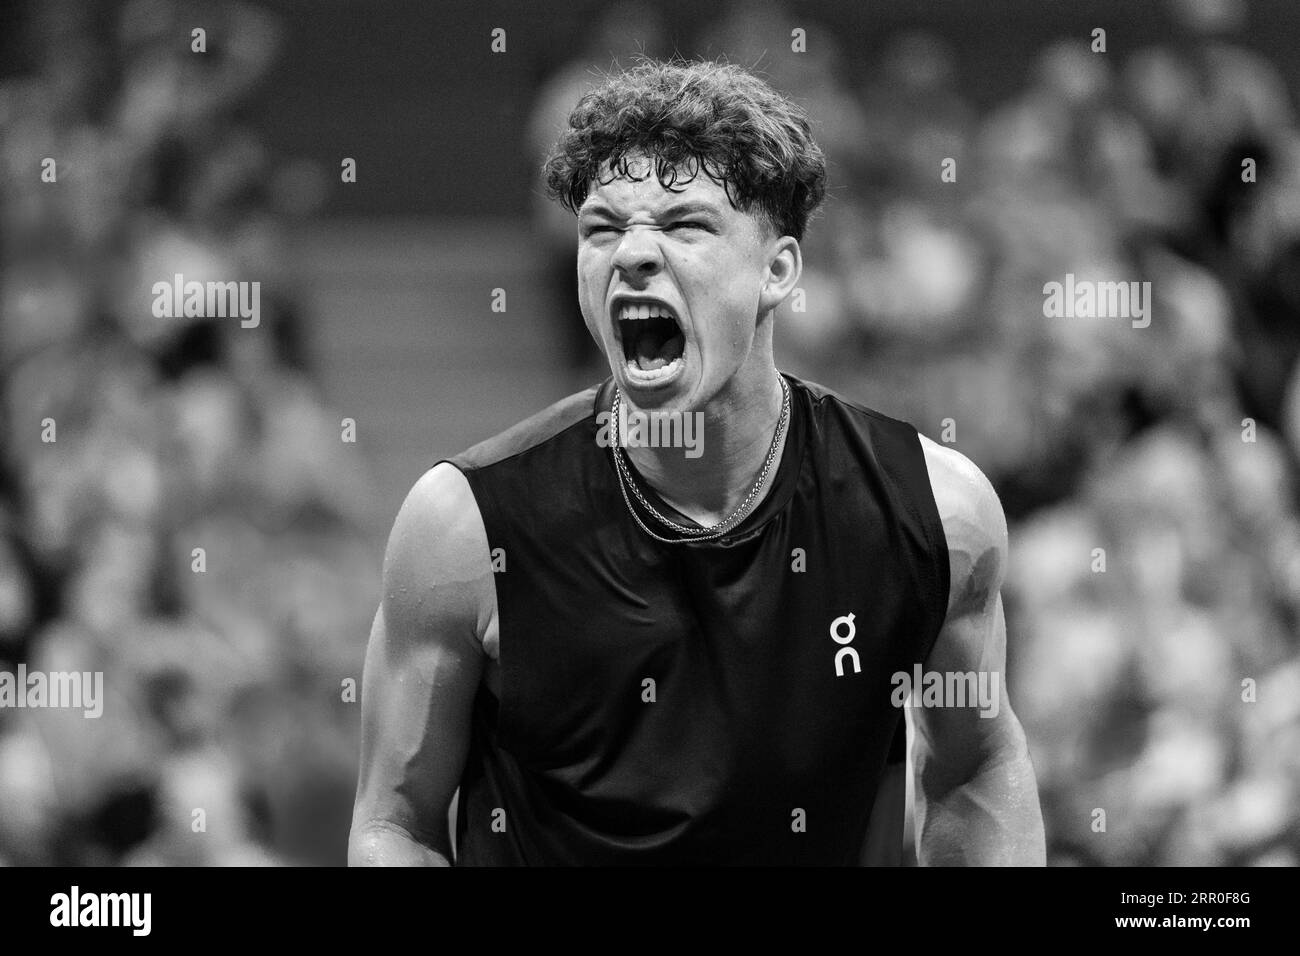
[668,221,709,232]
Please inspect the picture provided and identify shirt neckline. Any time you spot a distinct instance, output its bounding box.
[593,371,808,546]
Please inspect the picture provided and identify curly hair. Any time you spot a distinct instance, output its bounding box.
[543,58,827,240]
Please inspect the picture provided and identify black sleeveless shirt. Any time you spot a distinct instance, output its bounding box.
[442,373,950,865]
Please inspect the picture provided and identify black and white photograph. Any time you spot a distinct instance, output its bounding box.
[0,0,1295,922]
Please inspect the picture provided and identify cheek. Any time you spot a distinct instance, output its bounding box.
[575,255,603,308]
[687,267,757,341]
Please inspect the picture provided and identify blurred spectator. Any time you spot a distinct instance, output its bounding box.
[0,0,371,866]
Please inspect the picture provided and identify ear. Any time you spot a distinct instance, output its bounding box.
[757,234,802,315]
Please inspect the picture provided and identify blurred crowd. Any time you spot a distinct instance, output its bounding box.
[0,0,373,865]
[1,0,1297,866]
[533,0,1300,865]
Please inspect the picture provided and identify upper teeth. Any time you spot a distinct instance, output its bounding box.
[618,302,674,321]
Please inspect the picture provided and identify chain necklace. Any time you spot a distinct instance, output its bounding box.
[610,374,790,544]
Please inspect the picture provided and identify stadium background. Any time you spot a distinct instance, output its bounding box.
[2,0,1299,865]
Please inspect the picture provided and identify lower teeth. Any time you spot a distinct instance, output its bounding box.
[628,356,680,378]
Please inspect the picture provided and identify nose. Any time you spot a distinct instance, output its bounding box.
[611,225,664,281]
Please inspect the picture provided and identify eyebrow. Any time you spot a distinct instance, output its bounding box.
[578,200,723,223]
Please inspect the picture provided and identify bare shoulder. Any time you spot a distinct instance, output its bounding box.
[380,462,495,649]
[916,434,1008,616]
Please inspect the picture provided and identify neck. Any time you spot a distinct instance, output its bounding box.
[619,357,787,528]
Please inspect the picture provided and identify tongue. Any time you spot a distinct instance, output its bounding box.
[634,330,684,372]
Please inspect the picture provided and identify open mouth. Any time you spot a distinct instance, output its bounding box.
[616,301,686,381]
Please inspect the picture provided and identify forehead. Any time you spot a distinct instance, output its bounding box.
[582,152,737,217]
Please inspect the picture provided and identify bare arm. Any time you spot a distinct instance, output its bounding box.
[910,437,1045,865]
[348,463,495,866]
